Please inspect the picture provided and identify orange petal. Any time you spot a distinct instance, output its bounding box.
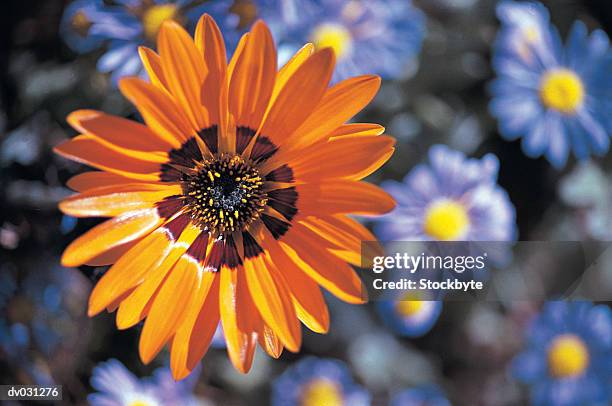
[60,183,181,217]
[219,266,257,373]
[228,21,276,129]
[171,272,219,380]
[329,123,386,139]
[288,75,381,149]
[289,135,395,181]
[88,227,175,316]
[243,254,301,352]
[236,264,263,333]
[258,323,284,359]
[119,77,194,144]
[66,172,151,192]
[158,21,208,130]
[61,208,163,267]
[139,253,201,364]
[297,180,396,216]
[54,135,161,181]
[84,237,143,266]
[138,47,170,92]
[83,134,168,163]
[67,109,176,150]
[195,14,227,127]
[301,215,383,267]
[115,223,201,329]
[268,43,314,110]
[105,286,136,313]
[218,32,251,149]
[264,237,330,333]
[281,222,367,304]
[258,48,335,146]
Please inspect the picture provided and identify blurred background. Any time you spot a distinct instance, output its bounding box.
[0,0,610,405]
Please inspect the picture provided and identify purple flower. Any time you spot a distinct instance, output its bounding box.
[375,145,517,243]
[258,0,425,81]
[60,0,240,84]
[272,357,370,406]
[490,1,612,168]
[512,301,611,405]
[88,359,201,406]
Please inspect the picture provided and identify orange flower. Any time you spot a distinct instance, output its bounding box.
[55,15,395,379]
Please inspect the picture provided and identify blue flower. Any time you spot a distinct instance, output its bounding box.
[375,145,517,242]
[258,0,426,81]
[60,0,106,53]
[60,0,238,84]
[88,359,201,406]
[512,301,611,406]
[490,1,612,168]
[494,0,553,66]
[377,291,442,337]
[272,357,370,406]
[89,359,162,406]
[390,385,450,406]
[151,364,202,406]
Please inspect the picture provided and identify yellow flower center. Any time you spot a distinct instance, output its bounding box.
[142,4,178,41]
[71,10,92,36]
[395,291,425,316]
[395,299,425,317]
[128,401,151,406]
[310,23,353,59]
[423,199,469,240]
[539,69,585,114]
[301,379,343,406]
[547,334,589,378]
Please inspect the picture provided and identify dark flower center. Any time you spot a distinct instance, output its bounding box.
[183,153,267,234]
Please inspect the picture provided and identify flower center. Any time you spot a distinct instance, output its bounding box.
[539,69,585,114]
[129,401,151,406]
[547,334,589,378]
[301,379,343,406]
[395,299,425,317]
[310,23,353,59]
[184,154,267,234]
[71,10,92,37]
[423,199,469,240]
[142,4,178,41]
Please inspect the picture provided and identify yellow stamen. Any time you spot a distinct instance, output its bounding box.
[301,379,343,406]
[395,291,425,317]
[547,334,589,378]
[310,23,353,59]
[540,69,585,114]
[142,4,178,41]
[423,199,469,241]
[71,10,92,36]
[395,300,425,317]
